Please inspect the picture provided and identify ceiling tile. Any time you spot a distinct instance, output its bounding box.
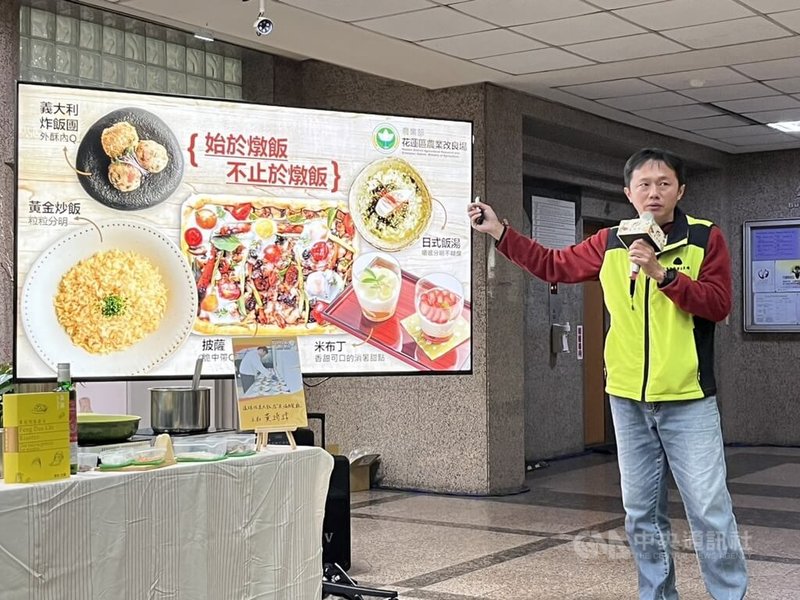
[665,115,753,130]
[615,0,754,30]
[643,67,751,89]
[512,13,644,46]
[566,33,687,62]
[724,132,795,145]
[419,29,544,59]
[679,82,782,101]
[765,77,800,93]
[559,78,663,99]
[598,91,695,110]
[355,6,491,41]
[588,0,663,7]
[280,0,435,21]
[713,95,800,112]
[737,0,800,13]
[634,104,723,121]
[746,107,800,122]
[662,16,791,49]
[455,0,597,27]
[770,9,800,34]
[474,47,593,74]
[699,124,777,139]
[735,57,800,79]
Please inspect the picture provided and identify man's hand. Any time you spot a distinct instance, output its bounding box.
[628,239,666,283]
[468,198,505,241]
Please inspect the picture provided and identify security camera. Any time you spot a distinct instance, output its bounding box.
[254,13,273,36]
[248,0,273,36]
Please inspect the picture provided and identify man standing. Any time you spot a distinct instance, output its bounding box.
[469,148,747,599]
[238,346,271,394]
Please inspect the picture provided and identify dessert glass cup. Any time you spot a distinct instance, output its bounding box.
[415,273,464,343]
[352,252,402,322]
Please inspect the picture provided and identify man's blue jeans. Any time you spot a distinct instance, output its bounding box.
[610,395,748,600]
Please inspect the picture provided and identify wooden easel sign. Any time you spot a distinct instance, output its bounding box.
[231,336,308,450]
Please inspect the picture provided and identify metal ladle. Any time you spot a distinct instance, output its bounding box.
[191,356,203,391]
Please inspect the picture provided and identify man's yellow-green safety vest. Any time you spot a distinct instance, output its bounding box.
[600,210,717,402]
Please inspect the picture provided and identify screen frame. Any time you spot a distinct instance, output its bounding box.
[742,217,800,333]
[13,80,475,382]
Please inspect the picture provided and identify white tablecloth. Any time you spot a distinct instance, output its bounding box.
[0,445,333,600]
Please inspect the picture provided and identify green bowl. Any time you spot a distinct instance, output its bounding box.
[77,414,141,444]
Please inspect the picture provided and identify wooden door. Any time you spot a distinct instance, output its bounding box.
[583,221,609,447]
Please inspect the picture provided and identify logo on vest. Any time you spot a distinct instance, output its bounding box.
[671,257,691,272]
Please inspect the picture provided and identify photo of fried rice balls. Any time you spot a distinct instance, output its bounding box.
[134,140,169,174]
[101,122,139,160]
[99,121,170,192]
[108,162,143,192]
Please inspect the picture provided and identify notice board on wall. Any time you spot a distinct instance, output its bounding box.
[743,218,800,333]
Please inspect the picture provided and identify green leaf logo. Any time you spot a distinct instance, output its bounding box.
[372,123,398,153]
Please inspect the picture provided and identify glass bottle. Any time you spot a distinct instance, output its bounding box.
[56,363,78,475]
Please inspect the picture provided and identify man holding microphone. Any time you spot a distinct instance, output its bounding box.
[469,148,747,600]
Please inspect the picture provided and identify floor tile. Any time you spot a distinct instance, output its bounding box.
[730,463,800,487]
[349,516,538,586]
[352,495,622,534]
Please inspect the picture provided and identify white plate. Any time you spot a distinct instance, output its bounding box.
[21,220,197,377]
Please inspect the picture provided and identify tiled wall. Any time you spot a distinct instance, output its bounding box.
[19,1,242,99]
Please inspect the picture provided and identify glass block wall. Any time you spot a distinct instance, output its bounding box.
[19,0,243,100]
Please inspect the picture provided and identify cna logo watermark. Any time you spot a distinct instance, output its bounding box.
[372,123,399,153]
[571,529,752,560]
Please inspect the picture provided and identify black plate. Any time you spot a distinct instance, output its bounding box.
[76,107,183,211]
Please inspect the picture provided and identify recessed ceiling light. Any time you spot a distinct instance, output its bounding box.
[767,121,800,132]
[194,31,215,42]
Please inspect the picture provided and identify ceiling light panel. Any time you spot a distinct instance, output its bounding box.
[643,67,751,89]
[662,17,790,49]
[419,29,545,59]
[598,91,695,110]
[512,12,644,46]
[566,33,687,62]
[475,47,593,74]
[559,78,663,99]
[280,0,435,21]
[679,82,782,101]
[615,0,754,30]
[355,7,491,41]
[455,0,597,27]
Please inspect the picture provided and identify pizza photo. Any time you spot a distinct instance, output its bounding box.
[181,195,357,336]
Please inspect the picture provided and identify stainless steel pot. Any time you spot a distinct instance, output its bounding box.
[149,386,210,434]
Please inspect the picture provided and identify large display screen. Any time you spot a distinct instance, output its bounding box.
[743,218,800,332]
[15,83,473,379]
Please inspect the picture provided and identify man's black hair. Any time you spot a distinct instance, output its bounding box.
[624,148,686,188]
[257,346,268,352]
